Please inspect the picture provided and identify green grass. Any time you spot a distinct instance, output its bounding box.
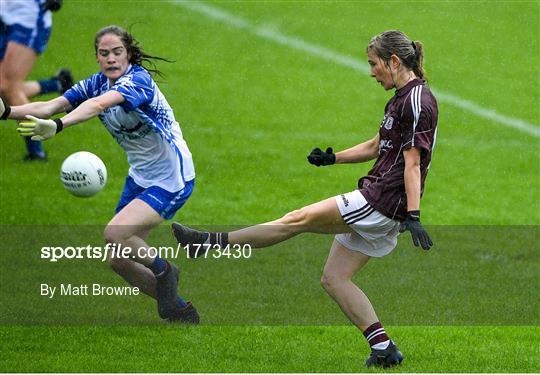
[0,0,539,372]
[1,326,538,372]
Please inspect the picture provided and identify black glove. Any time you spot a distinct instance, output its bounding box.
[399,210,432,250]
[307,147,335,167]
[44,0,63,11]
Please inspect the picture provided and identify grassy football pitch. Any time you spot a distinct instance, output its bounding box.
[1,0,539,372]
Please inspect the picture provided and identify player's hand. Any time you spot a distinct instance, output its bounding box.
[0,98,10,120]
[307,147,336,166]
[399,211,432,250]
[44,0,63,11]
[17,115,63,141]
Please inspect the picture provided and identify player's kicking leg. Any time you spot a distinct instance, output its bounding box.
[172,197,351,258]
[173,189,403,364]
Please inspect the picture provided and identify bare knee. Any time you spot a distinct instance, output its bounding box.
[321,270,350,293]
[103,224,128,245]
[320,271,334,292]
[279,207,310,226]
[104,226,128,271]
[108,254,131,272]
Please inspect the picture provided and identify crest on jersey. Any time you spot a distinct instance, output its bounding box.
[382,115,394,130]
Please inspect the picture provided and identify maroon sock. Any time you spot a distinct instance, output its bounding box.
[363,322,390,347]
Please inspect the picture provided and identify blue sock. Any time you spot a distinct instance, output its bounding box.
[177,296,188,308]
[38,78,61,94]
[24,137,45,156]
[150,256,168,276]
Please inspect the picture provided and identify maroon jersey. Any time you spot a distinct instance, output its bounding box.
[359,78,438,221]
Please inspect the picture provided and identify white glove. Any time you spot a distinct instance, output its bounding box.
[17,115,59,141]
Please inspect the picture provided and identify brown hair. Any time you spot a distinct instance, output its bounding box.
[94,25,171,78]
[367,30,426,80]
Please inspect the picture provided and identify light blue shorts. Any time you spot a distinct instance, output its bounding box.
[115,176,194,220]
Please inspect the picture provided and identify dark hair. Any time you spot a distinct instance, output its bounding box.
[94,25,171,78]
[367,30,426,80]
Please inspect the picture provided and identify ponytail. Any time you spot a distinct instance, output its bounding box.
[412,40,425,80]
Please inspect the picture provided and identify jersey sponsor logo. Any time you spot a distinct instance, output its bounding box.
[120,122,144,134]
[99,107,153,142]
[112,126,152,142]
[381,115,394,130]
[379,139,393,154]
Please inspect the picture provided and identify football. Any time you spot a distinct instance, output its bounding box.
[60,151,107,197]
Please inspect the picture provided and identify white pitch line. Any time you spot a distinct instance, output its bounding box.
[173,0,540,138]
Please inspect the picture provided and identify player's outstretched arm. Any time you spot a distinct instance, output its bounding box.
[59,91,124,127]
[0,96,71,121]
[307,134,380,167]
[11,91,125,141]
[335,133,380,164]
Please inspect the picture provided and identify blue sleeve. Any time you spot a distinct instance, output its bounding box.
[63,77,95,108]
[111,70,154,111]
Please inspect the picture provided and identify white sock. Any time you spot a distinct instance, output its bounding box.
[372,339,391,350]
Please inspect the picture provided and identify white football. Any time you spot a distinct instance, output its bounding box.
[60,151,107,197]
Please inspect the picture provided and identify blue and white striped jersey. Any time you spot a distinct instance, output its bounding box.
[64,64,195,192]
